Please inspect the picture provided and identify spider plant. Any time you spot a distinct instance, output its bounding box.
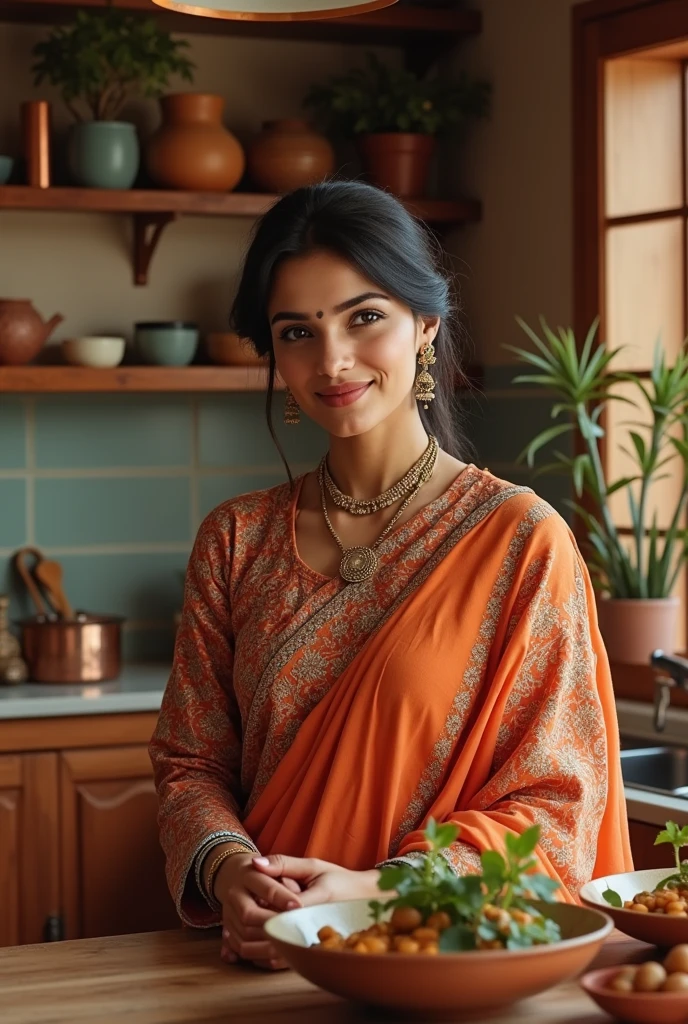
[506,318,688,599]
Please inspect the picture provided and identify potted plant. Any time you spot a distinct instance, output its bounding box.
[32,3,194,190]
[303,53,490,198]
[509,317,688,665]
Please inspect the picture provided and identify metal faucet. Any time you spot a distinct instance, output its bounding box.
[651,650,688,732]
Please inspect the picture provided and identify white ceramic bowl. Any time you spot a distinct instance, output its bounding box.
[580,867,688,946]
[62,336,126,368]
[264,898,612,1016]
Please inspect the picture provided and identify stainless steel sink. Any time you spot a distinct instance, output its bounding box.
[620,746,688,798]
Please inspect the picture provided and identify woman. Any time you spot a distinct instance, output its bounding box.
[149,180,632,971]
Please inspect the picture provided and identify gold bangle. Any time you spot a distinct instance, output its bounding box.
[206,846,252,903]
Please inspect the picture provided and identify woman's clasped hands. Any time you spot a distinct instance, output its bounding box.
[215,853,381,971]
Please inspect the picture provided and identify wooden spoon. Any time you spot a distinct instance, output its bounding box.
[13,547,49,618]
[34,559,75,620]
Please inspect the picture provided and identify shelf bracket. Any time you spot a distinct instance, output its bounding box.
[132,212,176,286]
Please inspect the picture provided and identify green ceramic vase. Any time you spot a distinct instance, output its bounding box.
[68,122,139,189]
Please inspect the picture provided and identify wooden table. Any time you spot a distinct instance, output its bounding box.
[0,928,651,1024]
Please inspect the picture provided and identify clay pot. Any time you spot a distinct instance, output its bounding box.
[596,596,680,665]
[247,119,335,193]
[206,332,267,366]
[146,93,245,192]
[357,132,436,198]
[0,299,63,366]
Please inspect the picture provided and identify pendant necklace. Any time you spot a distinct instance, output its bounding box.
[318,439,438,583]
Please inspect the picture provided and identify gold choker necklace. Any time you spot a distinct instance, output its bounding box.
[318,441,439,583]
[322,435,438,515]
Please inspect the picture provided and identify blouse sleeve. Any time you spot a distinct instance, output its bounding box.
[381,512,632,902]
[149,510,258,927]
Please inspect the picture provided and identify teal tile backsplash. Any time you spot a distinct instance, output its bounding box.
[0,399,27,469]
[34,397,193,469]
[35,476,191,547]
[0,380,571,666]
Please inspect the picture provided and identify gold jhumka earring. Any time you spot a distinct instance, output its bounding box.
[414,342,437,410]
[284,389,300,425]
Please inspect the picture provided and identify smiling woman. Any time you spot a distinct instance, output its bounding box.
[149,180,633,974]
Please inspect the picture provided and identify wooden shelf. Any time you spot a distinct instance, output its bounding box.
[0,365,278,393]
[0,1,481,57]
[0,187,482,284]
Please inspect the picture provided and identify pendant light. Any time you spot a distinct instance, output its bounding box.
[150,0,398,21]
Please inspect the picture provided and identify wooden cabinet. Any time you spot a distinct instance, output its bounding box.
[628,819,679,871]
[0,713,178,947]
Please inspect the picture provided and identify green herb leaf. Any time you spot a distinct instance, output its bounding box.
[602,887,623,908]
[439,924,477,952]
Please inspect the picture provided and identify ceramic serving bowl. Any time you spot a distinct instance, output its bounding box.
[580,868,688,947]
[0,156,14,185]
[580,966,688,1024]
[205,331,266,366]
[135,321,198,367]
[264,898,613,1017]
[62,336,126,368]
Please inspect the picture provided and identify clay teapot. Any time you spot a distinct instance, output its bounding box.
[0,300,63,365]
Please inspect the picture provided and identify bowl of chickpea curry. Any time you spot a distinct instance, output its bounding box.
[264,821,612,1015]
[580,821,688,947]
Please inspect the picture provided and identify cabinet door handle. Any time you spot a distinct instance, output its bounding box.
[43,914,65,942]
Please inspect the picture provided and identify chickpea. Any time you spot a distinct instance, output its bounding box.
[510,909,533,926]
[477,938,503,950]
[320,936,344,951]
[420,944,439,955]
[629,902,649,913]
[390,907,423,934]
[483,904,500,921]
[394,937,420,954]
[411,927,440,946]
[662,973,688,992]
[317,926,341,942]
[634,962,667,992]
[664,945,688,974]
[352,941,369,954]
[426,911,452,931]
[362,936,389,954]
[666,901,687,915]
[608,975,635,993]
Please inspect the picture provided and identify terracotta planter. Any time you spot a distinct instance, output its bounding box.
[596,596,680,665]
[247,119,335,193]
[356,132,436,198]
[146,93,245,192]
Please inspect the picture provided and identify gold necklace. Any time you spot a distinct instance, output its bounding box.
[318,446,438,583]
[323,435,438,515]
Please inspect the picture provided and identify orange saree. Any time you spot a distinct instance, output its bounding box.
[149,465,632,927]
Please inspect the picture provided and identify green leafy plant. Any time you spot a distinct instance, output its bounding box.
[32,3,195,121]
[369,819,561,952]
[304,52,490,137]
[507,318,688,599]
[603,820,688,907]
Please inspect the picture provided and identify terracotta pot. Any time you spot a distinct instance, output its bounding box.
[205,332,267,367]
[596,596,680,665]
[247,119,335,193]
[0,299,63,366]
[146,93,245,192]
[356,132,436,198]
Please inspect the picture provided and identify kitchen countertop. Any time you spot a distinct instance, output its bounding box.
[0,663,168,719]
[0,927,651,1024]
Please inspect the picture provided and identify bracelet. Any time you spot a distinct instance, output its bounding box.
[206,846,252,906]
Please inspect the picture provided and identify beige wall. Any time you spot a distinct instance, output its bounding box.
[0,2,578,360]
[449,0,578,365]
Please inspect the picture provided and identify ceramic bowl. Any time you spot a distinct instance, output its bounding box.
[135,321,198,367]
[580,868,688,947]
[205,331,266,366]
[62,336,126,368]
[580,966,688,1024]
[264,898,613,1016]
[0,156,13,185]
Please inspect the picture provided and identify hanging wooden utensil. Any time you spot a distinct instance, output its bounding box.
[13,547,49,618]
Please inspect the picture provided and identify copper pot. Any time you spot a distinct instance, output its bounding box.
[18,613,124,683]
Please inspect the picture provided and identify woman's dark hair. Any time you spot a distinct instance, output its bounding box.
[230,180,472,478]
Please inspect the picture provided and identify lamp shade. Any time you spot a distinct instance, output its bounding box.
[150,0,398,20]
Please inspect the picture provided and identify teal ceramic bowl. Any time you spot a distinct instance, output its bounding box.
[135,321,199,367]
[0,156,14,185]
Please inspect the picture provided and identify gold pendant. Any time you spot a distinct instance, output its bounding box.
[339,546,378,583]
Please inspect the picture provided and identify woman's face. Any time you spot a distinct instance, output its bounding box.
[268,249,439,438]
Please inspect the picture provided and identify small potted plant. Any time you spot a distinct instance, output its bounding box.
[303,53,490,198]
[509,317,688,665]
[32,3,194,190]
